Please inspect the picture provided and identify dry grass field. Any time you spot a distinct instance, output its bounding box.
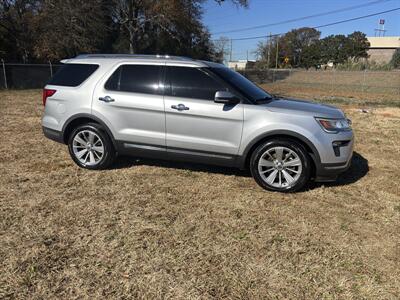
[260,70,400,106]
[1,89,400,299]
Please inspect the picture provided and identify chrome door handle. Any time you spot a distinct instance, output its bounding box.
[99,96,115,103]
[171,104,189,111]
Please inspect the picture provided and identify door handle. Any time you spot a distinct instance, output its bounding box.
[99,96,115,103]
[171,103,189,111]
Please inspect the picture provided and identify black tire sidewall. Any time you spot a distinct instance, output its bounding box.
[250,139,311,192]
[68,123,115,170]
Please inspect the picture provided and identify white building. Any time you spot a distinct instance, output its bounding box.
[227,60,256,70]
[367,36,400,63]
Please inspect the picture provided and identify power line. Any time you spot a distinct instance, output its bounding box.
[212,0,393,35]
[212,7,400,41]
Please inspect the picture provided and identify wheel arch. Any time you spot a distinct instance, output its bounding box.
[62,113,117,149]
[239,130,321,175]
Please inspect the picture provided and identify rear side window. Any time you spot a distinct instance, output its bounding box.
[105,65,161,95]
[48,63,98,87]
[166,66,226,101]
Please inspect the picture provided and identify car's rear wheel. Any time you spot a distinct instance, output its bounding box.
[68,123,115,170]
[250,139,311,192]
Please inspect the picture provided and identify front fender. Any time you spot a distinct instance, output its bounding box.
[238,128,321,169]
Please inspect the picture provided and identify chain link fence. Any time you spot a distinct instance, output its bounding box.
[0,62,62,89]
[0,63,399,102]
[239,69,400,102]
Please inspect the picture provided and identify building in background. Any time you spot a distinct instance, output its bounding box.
[367,36,400,64]
[227,60,256,70]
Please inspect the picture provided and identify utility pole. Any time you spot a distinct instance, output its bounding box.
[246,50,249,61]
[229,39,233,62]
[267,32,271,69]
[275,36,279,69]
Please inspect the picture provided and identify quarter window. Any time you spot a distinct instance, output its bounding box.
[48,63,98,87]
[105,65,161,95]
[166,66,226,100]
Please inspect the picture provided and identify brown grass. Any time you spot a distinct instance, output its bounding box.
[260,70,400,105]
[1,90,400,299]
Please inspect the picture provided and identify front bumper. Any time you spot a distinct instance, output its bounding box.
[314,130,354,182]
[315,159,352,182]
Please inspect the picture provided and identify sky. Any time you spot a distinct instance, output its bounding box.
[202,0,400,60]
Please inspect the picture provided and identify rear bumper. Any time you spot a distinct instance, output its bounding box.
[42,126,64,144]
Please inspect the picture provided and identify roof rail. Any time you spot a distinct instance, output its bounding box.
[74,54,194,61]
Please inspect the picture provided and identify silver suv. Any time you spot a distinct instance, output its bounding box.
[42,54,354,192]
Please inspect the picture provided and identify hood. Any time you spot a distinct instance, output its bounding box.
[262,98,345,118]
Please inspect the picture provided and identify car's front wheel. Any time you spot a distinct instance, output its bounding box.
[68,123,115,170]
[250,139,311,192]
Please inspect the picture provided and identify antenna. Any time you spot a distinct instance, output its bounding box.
[374,19,387,37]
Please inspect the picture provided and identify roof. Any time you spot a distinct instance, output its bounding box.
[367,36,400,49]
[60,54,223,68]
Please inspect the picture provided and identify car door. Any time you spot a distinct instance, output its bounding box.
[92,62,166,149]
[164,65,244,158]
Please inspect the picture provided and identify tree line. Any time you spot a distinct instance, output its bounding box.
[0,0,247,63]
[255,27,371,69]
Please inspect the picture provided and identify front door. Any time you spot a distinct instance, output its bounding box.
[164,65,244,157]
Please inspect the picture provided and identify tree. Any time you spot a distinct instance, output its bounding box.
[0,0,247,62]
[301,42,322,69]
[319,34,348,66]
[280,27,320,67]
[212,36,230,63]
[111,0,179,54]
[254,36,279,68]
[319,31,370,66]
[33,0,109,60]
[390,48,400,68]
[0,0,41,62]
[345,31,370,61]
[111,0,248,56]
[255,40,267,67]
[255,28,320,68]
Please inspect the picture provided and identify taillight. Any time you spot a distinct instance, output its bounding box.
[42,89,56,106]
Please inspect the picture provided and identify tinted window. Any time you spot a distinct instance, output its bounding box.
[167,67,226,100]
[211,67,272,102]
[105,65,161,95]
[48,63,98,87]
[104,66,121,91]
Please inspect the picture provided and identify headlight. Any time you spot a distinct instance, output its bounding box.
[315,117,351,133]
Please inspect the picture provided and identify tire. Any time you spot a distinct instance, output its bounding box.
[250,138,311,192]
[67,123,116,170]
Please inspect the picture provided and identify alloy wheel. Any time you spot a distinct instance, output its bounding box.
[72,130,104,166]
[258,146,303,188]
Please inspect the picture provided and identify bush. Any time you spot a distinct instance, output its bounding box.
[390,48,400,69]
[336,60,393,71]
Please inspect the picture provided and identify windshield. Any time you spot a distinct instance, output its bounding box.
[210,67,272,102]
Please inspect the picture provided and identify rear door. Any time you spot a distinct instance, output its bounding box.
[92,62,166,148]
[164,65,244,157]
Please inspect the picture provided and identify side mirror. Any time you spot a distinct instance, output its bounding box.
[214,91,240,105]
